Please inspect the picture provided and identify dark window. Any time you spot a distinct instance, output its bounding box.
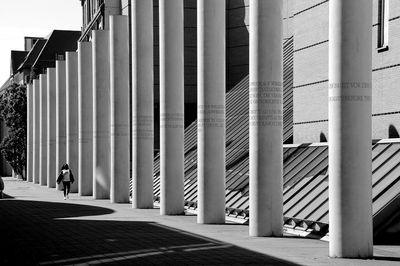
[55,54,65,61]
[378,0,389,51]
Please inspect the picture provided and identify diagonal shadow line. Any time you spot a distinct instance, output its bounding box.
[39,243,231,265]
[0,200,301,266]
[373,256,400,262]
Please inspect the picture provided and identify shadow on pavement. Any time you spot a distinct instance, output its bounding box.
[1,193,14,199]
[375,232,400,246]
[373,256,400,262]
[0,200,299,266]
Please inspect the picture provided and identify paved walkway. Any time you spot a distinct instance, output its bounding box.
[1,177,400,266]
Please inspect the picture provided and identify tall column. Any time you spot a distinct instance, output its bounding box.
[78,42,93,196]
[329,0,373,258]
[159,0,184,215]
[92,30,111,199]
[56,60,67,191]
[66,52,79,193]
[109,15,130,203]
[47,68,57,188]
[249,0,283,237]
[27,83,33,182]
[131,0,154,209]
[39,74,48,186]
[32,79,40,184]
[197,0,226,224]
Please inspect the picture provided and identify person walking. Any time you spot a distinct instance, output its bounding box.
[57,163,74,200]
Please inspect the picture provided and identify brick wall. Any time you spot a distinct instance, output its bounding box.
[292,1,328,143]
[293,0,400,143]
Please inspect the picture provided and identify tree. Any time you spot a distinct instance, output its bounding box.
[0,83,27,180]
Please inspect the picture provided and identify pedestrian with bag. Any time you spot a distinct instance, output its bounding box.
[57,163,74,200]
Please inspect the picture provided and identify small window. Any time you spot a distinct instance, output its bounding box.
[83,2,87,27]
[55,54,65,61]
[378,0,389,51]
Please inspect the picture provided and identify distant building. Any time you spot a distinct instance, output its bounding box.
[0,31,81,176]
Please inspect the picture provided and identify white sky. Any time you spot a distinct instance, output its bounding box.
[0,0,82,83]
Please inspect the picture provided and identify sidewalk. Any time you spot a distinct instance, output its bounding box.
[1,177,399,266]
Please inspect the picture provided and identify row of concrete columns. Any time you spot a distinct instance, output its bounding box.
[39,74,47,186]
[131,0,154,209]
[25,0,372,259]
[78,41,93,196]
[328,0,373,258]
[26,16,130,203]
[110,16,130,203]
[47,69,57,188]
[249,0,283,237]
[197,0,226,224]
[66,52,79,193]
[159,0,185,215]
[56,60,66,191]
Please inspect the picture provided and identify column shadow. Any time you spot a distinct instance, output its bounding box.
[375,233,400,246]
[0,200,299,265]
[0,193,14,199]
[373,256,400,262]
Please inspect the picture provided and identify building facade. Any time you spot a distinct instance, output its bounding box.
[2,0,399,258]
[78,0,400,144]
[293,0,400,143]
[78,0,296,148]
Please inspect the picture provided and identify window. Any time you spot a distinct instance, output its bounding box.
[378,0,389,51]
[87,0,91,25]
[55,54,65,61]
[83,2,87,27]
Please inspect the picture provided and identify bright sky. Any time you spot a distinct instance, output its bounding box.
[0,0,82,83]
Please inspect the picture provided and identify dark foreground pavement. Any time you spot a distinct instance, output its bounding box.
[1,177,400,266]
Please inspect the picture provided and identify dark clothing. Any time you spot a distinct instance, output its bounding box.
[62,181,71,197]
[56,173,63,184]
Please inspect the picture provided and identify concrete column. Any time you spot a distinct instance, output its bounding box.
[39,74,48,186]
[78,42,93,196]
[109,15,130,203]
[92,30,111,199]
[27,83,33,182]
[47,68,57,188]
[197,0,226,224]
[56,60,67,191]
[328,0,373,258]
[159,0,184,215]
[131,0,154,209]
[32,79,40,184]
[66,52,79,193]
[249,0,283,237]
